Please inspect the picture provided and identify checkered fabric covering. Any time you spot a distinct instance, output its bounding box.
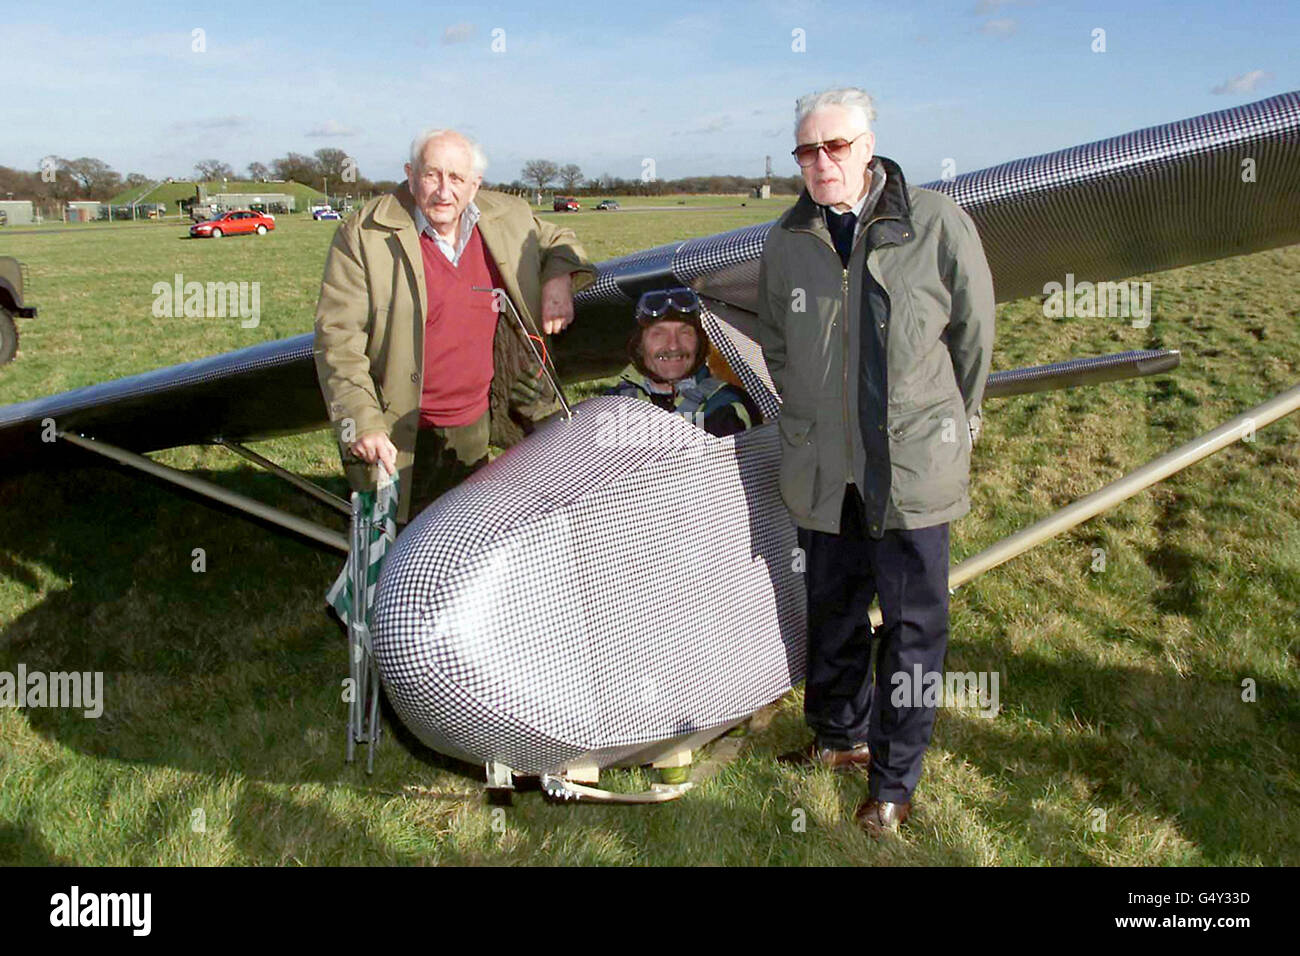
[371,396,806,775]
[700,304,781,422]
[925,89,1300,302]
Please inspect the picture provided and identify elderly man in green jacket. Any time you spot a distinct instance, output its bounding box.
[757,88,994,835]
[314,128,596,524]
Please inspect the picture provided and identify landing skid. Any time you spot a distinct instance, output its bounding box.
[483,759,696,805]
[482,703,782,805]
[540,774,694,804]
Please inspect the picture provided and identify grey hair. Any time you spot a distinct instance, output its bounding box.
[408,127,488,176]
[794,88,877,138]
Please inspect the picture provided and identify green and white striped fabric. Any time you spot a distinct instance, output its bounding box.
[327,467,399,629]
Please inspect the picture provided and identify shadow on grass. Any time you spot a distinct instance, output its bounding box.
[932,646,1299,865]
[2,458,1297,865]
[0,819,74,866]
[226,782,427,865]
[1,459,363,784]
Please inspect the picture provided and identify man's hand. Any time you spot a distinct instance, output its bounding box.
[539,273,575,334]
[350,431,397,476]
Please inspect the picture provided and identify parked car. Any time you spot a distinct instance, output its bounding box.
[313,207,341,220]
[595,199,621,210]
[552,196,580,212]
[189,210,276,238]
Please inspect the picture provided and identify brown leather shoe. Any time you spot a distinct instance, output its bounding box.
[777,740,871,772]
[854,798,911,837]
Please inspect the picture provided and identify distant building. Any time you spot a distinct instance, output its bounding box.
[0,200,34,226]
[67,201,105,222]
[753,183,771,199]
[206,192,298,214]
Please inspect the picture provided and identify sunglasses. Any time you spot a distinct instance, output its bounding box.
[635,287,701,322]
[791,131,868,167]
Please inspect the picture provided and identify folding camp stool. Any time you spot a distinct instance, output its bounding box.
[345,490,384,773]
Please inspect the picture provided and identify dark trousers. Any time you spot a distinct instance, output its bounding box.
[798,485,950,802]
[404,411,490,525]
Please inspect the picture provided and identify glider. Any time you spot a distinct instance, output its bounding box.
[2,92,1298,802]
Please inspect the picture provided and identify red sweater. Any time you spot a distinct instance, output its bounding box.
[418,226,504,427]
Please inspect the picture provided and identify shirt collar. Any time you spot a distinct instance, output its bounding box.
[413,200,481,243]
[846,189,870,220]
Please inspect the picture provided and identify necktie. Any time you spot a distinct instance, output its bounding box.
[826,208,857,267]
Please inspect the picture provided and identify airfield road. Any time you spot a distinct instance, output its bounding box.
[0,211,1296,866]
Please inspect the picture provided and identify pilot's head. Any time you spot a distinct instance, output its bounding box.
[793,88,877,209]
[629,287,707,384]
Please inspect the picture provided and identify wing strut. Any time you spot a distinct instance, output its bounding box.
[214,438,351,515]
[984,348,1181,399]
[57,430,348,553]
[868,381,1300,627]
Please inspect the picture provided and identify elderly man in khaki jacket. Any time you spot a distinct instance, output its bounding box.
[314,129,595,524]
[758,88,994,835]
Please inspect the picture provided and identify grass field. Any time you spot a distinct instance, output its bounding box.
[0,206,1296,866]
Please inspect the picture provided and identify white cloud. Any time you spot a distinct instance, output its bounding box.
[1211,69,1272,95]
[974,0,1031,13]
[979,18,1017,37]
[306,120,358,138]
[685,115,734,135]
[169,115,251,131]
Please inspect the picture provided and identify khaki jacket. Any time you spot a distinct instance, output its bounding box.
[313,185,596,522]
[756,157,995,536]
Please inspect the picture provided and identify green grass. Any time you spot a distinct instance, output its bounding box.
[0,208,1297,866]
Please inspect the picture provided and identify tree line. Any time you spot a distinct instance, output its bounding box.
[0,151,803,209]
[197,149,399,197]
[515,159,803,196]
[0,149,398,205]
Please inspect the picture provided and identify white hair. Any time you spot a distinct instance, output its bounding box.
[794,88,877,138]
[408,128,488,176]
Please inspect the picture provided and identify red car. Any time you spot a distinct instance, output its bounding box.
[190,210,276,238]
[552,196,580,212]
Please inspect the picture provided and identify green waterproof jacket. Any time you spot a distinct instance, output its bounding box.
[755,156,995,536]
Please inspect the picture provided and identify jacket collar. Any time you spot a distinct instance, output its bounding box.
[782,155,912,239]
[619,361,711,395]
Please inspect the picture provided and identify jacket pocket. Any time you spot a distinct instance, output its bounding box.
[777,413,818,518]
[887,392,969,514]
[366,306,390,364]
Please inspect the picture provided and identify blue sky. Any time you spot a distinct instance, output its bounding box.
[2,0,1295,185]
